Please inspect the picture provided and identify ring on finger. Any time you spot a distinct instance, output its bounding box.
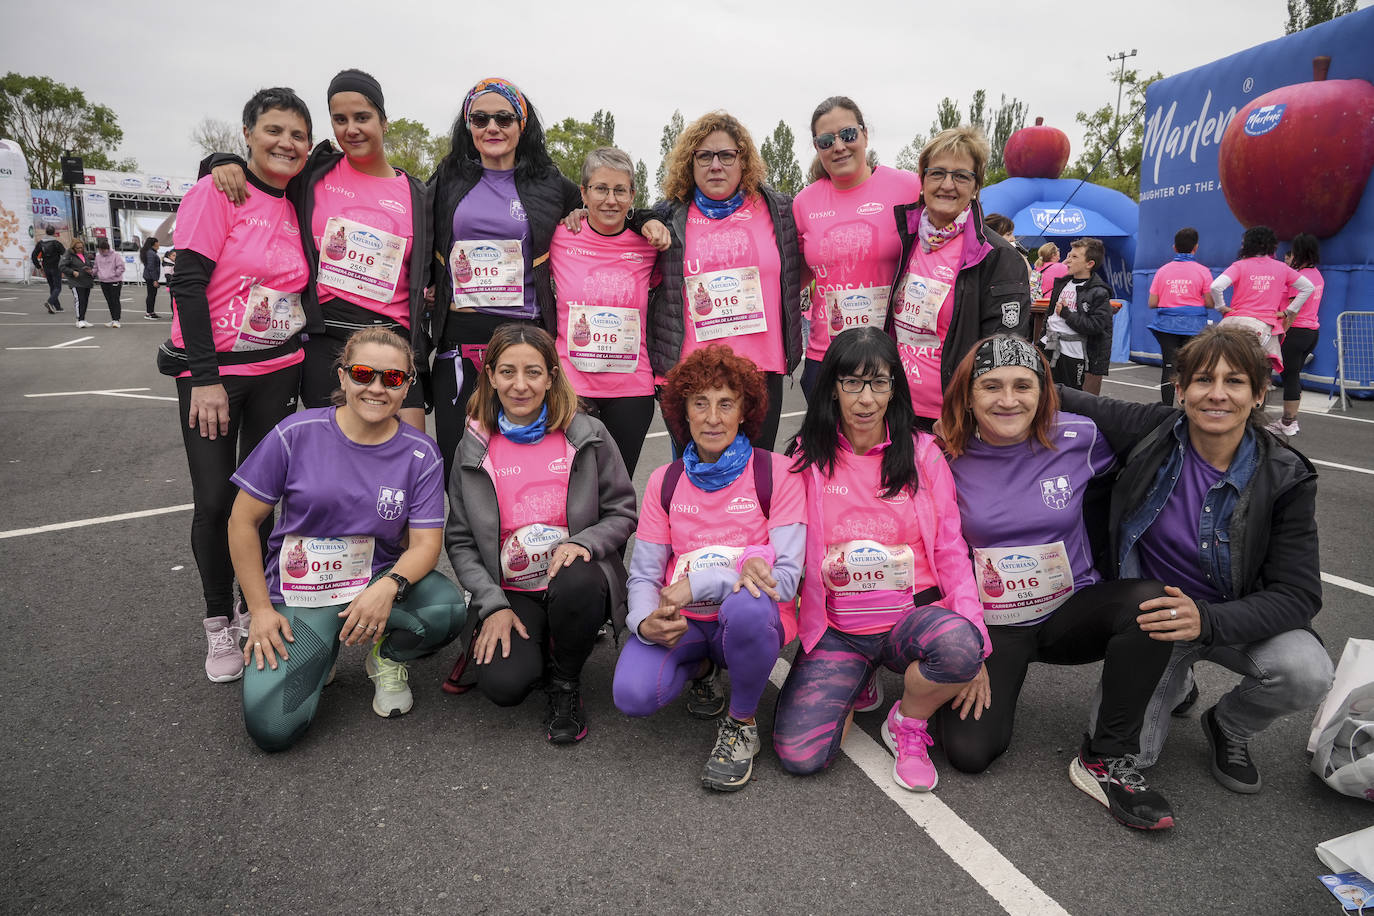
[1169,608,1178,619]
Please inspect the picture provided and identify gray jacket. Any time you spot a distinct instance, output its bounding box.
[444,412,637,629]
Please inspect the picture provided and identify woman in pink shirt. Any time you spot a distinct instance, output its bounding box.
[1209,225,1314,371]
[774,327,984,793]
[792,96,921,400]
[1036,243,1068,298]
[1270,233,1324,437]
[92,237,125,327]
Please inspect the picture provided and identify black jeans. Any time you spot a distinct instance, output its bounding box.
[145,280,159,315]
[44,269,62,307]
[99,282,122,321]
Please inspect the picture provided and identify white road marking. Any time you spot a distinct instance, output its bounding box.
[0,296,15,300]
[0,504,192,540]
[0,310,25,316]
[1311,459,1374,477]
[1324,572,1374,598]
[8,334,100,350]
[768,658,1069,916]
[24,387,176,402]
[1101,377,1158,392]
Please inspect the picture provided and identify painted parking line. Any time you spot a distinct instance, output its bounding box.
[1323,572,1374,598]
[8,335,99,350]
[1311,459,1374,477]
[25,387,177,402]
[767,658,1069,916]
[0,503,193,540]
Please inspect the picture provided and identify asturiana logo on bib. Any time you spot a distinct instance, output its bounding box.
[726,497,758,515]
[547,456,570,474]
[856,202,884,215]
[349,230,384,252]
[693,551,733,569]
[523,524,564,548]
[308,537,349,555]
[1243,104,1285,137]
[848,546,888,566]
[841,293,873,312]
[378,198,407,214]
[997,554,1037,574]
[590,311,621,329]
[470,245,501,262]
[707,275,741,294]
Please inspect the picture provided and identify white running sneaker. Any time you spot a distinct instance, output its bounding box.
[105,320,121,328]
[203,616,245,683]
[76,319,93,328]
[1265,417,1299,438]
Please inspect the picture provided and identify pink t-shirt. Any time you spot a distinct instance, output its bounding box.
[813,439,937,634]
[550,224,660,398]
[636,450,805,620]
[1286,266,1323,330]
[489,431,574,592]
[1221,256,1302,332]
[793,166,922,362]
[892,232,963,420]
[681,196,784,373]
[1149,259,1213,309]
[311,157,414,326]
[171,174,308,378]
[1038,261,1068,297]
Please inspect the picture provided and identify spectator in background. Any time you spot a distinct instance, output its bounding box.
[1034,242,1067,299]
[93,237,125,328]
[31,226,65,314]
[141,238,165,319]
[1269,233,1324,438]
[59,237,94,328]
[1147,227,1212,406]
[1040,237,1112,391]
[986,213,1034,289]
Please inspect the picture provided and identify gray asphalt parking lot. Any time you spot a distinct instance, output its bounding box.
[2,279,1369,915]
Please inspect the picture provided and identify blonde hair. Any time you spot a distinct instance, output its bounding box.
[919,126,991,188]
[467,324,579,434]
[661,111,766,203]
[1035,241,1060,269]
[329,326,415,407]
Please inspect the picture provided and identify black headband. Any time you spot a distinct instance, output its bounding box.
[972,336,1044,380]
[327,71,385,119]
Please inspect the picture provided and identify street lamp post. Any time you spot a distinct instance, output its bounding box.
[1107,49,1139,132]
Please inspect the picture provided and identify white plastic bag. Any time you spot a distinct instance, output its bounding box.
[1310,640,1374,801]
[1310,639,1374,753]
[1318,825,1374,882]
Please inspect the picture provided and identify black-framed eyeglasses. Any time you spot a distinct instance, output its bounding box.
[837,376,893,394]
[342,364,412,389]
[468,111,519,129]
[923,167,977,187]
[584,184,633,201]
[693,149,739,167]
[813,126,862,150]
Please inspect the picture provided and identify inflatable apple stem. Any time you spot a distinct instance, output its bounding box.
[1034,117,1044,126]
[1313,56,1330,81]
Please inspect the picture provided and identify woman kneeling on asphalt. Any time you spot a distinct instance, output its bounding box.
[613,345,805,792]
[445,324,636,744]
[773,327,984,793]
[1060,325,1333,797]
[230,328,466,751]
[937,334,1176,831]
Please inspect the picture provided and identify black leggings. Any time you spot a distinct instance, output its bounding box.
[476,559,609,705]
[145,280,159,315]
[176,368,301,618]
[1279,327,1319,401]
[936,578,1172,771]
[665,371,786,454]
[1151,330,1191,406]
[583,395,655,476]
[99,282,122,321]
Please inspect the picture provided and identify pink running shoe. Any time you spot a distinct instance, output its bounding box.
[203,616,245,683]
[881,702,938,791]
[854,669,884,713]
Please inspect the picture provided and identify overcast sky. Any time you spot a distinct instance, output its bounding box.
[5,0,1371,183]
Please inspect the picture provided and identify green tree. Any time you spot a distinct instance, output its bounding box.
[759,120,803,195]
[895,135,925,174]
[1063,68,1165,200]
[384,117,440,178]
[655,109,684,197]
[1285,0,1356,32]
[633,159,649,209]
[895,91,1026,182]
[0,73,128,188]
[547,109,616,182]
[984,94,1028,183]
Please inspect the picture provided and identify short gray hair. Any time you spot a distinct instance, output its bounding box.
[580,146,635,186]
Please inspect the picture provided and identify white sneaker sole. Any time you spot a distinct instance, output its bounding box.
[880,720,937,792]
[1068,757,1109,808]
[206,667,244,684]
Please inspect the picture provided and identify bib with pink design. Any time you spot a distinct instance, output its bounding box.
[892,234,960,419]
[311,158,414,324]
[490,431,574,591]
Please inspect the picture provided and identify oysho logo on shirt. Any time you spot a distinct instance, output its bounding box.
[670,503,700,514]
[856,202,884,215]
[324,182,356,198]
[494,465,521,478]
[808,210,836,220]
[824,484,849,495]
[377,486,406,521]
[725,496,758,515]
[378,198,407,214]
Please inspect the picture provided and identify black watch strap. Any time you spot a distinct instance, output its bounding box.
[385,572,411,601]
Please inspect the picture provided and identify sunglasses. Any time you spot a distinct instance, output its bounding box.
[342,364,412,389]
[468,111,519,129]
[813,126,862,150]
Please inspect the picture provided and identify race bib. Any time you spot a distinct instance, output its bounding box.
[669,544,745,615]
[278,535,375,607]
[232,284,305,352]
[823,285,891,338]
[567,304,640,373]
[973,541,1075,625]
[500,522,569,591]
[450,239,524,310]
[318,216,407,303]
[686,266,767,341]
[892,272,952,350]
[823,540,916,595]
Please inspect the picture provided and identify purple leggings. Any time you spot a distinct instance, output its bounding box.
[613,591,783,721]
[773,603,984,775]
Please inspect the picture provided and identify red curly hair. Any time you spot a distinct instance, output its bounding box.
[660,345,768,447]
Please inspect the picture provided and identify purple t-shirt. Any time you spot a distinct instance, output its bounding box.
[231,407,447,604]
[451,167,536,318]
[951,412,1117,605]
[1136,442,1224,602]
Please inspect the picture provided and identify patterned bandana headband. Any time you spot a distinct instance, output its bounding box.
[463,77,528,126]
[972,336,1044,380]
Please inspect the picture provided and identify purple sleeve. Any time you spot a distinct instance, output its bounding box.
[230,425,289,505]
[407,455,446,528]
[1088,422,1118,478]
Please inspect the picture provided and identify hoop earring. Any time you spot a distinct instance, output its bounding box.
[626,207,635,221]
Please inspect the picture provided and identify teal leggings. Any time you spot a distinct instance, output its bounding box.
[242,570,466,751]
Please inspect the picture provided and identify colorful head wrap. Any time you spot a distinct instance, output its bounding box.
[971,335,1043,380]
[463,77,528,127]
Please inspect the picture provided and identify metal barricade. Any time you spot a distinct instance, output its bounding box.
[1332,311,1374,410]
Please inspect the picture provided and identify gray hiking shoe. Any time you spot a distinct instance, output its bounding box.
[701,716,760,792]
[686,663,726,719]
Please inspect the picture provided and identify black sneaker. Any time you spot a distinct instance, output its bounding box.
[544,677,587,744]
[686,662,726,719]
[44,302,56,314]
[1172,681,1200,717]
[1202,706,1261,793]
[701,716,760,792]
[1069,738,1175,830]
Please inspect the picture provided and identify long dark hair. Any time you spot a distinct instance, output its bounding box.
[788,327,918,499]
[1288,233,1320,270]
[437,87,554,183]
[139,236,158,256]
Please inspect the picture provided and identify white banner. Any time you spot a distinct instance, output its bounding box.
[0,139,32,281]
[80,168,196,198]
[83,189,112,231]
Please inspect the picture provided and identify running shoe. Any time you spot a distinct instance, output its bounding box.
[105,320,121,328]
[203,616,244,683]
[441,626,479,694]
[701,716,760,791]
[855,669,884,713]
[364,640,413,717]
[1171,680,1200,717]
[76,319,93,328]
[544,677,588,744]
[1069,738,1175,830]
[686,662,726,719]
[143,312,163,320]
[881,703,938,791]
[229,595,251,636]
[44,302,55,314]
[1202,706,1261,793]
[1263,417,1299,437]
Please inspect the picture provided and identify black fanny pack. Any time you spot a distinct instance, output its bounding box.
[156,337,302,377]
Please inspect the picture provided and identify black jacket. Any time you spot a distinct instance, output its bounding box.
[646,186,804,376]
[886,197,1033,391]
[1044,271,1114,364]
[59,249,93,288]
[428,157,581,347]
[1059,388,1322,648]
[32,238,64,273]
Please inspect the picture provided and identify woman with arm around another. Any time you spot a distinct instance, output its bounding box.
[792,96,921,400]
[445,325,636,744]
[230,328,465,750]
[613,345,805,792]
[773,327,984,793]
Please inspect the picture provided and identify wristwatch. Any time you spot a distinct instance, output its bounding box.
[385,572,411,601]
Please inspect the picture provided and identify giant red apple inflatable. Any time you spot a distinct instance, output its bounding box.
[1004,117,1071,179]
[1219,56,1374,239]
